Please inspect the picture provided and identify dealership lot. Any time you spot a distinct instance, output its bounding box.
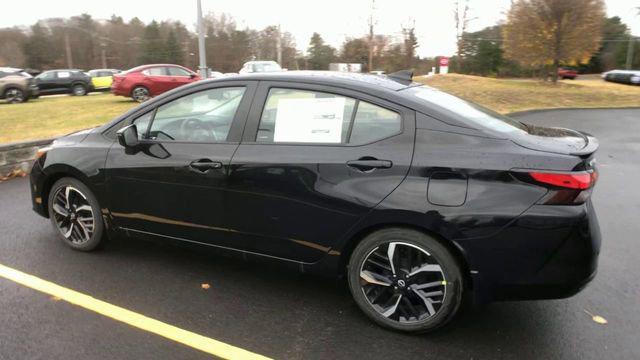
[0,108,639,359]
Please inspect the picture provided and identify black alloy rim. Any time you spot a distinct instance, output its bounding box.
[51,186,95,244]
[359,241,447,323]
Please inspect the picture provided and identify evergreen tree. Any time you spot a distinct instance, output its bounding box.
[139,21,166,64]
[307,33,336,70]
[22,23,53,69]
[165,29,184,65]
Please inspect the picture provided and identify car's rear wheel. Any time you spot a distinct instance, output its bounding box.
[47,178,105,251]
[4,88,25,103]
[131,86,150,102]
[71,84,87,96]
[347,228,463,333]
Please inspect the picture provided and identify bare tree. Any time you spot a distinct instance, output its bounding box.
[454,0,476,69]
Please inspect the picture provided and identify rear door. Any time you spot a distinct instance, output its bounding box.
[143,67,174,94]
[225,82,415,262]
[106,81,257,247]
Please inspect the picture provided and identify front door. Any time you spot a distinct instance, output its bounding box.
[106,82,256,247]
[225,83,415,262]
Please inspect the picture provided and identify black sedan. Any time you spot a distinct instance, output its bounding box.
[29,71,600,333]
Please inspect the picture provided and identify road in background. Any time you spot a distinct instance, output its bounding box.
[0,109,638,359]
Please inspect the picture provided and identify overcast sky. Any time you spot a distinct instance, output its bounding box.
[1,0,639,57]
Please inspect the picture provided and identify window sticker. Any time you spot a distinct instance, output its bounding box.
[273,97,346,143]
[57,71,71,78]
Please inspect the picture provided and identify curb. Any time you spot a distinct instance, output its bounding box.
[0,137,56,179]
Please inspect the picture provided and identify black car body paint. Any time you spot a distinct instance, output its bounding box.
[30,72,600,304]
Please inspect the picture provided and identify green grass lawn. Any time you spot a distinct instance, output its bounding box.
[0,93,138,143]
[1,75,640,144]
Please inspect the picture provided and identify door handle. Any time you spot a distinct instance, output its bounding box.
[189,159,223,172]
[347,158,393,172]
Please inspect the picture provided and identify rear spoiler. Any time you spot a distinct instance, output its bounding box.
[571,131,599,156]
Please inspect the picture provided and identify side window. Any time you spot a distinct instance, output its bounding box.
[256,88,356,143]
[349,101,402,144]
[132,111,154,139]
[145,67,166,76]
[38,72,55,80]
[167,67,191,76]
[147,87,246,142]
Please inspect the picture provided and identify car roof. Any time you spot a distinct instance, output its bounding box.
[127,64,191,72]
[208,71,417,92]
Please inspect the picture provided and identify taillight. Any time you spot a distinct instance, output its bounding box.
[526,170,598,205]
[529,171,596,189]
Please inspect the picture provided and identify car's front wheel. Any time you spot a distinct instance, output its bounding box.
[4,88,26,103]
[348,228,464,333]
[47,178,105,251]
[131,86,150,102]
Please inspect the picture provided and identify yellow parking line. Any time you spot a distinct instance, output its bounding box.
[0,263,272,360]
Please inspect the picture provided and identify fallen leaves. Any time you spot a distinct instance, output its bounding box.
[0,168,27,182]
[583,309,607,325]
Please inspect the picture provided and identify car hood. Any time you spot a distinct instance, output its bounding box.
[53,127,96,146]
[511,124,598,156]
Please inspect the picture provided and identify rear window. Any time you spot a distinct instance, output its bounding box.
[405,86,527,133]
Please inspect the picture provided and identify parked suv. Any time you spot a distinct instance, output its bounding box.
[34,70,93,96]
[0,67,39,103]
[111,64,200,102]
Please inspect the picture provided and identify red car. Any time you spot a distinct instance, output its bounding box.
[111,64,200,102]
[558,67,578,80]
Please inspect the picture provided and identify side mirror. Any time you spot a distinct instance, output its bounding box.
[190,73,197,79]
[117,124,140,148]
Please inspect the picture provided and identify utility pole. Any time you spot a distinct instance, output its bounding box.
[196,0,208,78]
[626,36,636,70]
[276,25,282,66]
[367,0,376,72]
[64,32,73,69]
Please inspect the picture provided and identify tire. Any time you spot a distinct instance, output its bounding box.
[131,86,150,102]
[71,84,87,96]
[4,88,26,103]
[47,177,105,251]
[347,228,463,333]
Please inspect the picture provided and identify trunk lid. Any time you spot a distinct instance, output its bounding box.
[511,125,598,157]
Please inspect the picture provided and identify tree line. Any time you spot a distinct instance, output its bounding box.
[0,13,433,74]
[452,0,639,80]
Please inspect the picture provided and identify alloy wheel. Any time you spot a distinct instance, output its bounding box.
[73,85,86,96]
[359,241,447,323]
[132,87,150,102]
[5,88,24,103]
[51,186,95,245]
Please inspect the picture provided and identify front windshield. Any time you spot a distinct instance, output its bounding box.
[405,86,527,133]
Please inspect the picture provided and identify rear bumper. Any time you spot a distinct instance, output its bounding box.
[461,201,601,302]
[110,85,129,97]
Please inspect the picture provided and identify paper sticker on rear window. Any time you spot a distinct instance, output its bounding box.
[273,97,346,143]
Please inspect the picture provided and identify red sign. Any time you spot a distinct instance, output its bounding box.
[439,57,449,66]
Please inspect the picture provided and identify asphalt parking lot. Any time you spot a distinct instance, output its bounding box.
[1,108,639,359]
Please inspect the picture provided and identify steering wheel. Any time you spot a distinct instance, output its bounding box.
[179,118,218,142]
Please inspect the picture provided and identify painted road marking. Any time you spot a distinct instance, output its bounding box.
[0,263,271,360]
